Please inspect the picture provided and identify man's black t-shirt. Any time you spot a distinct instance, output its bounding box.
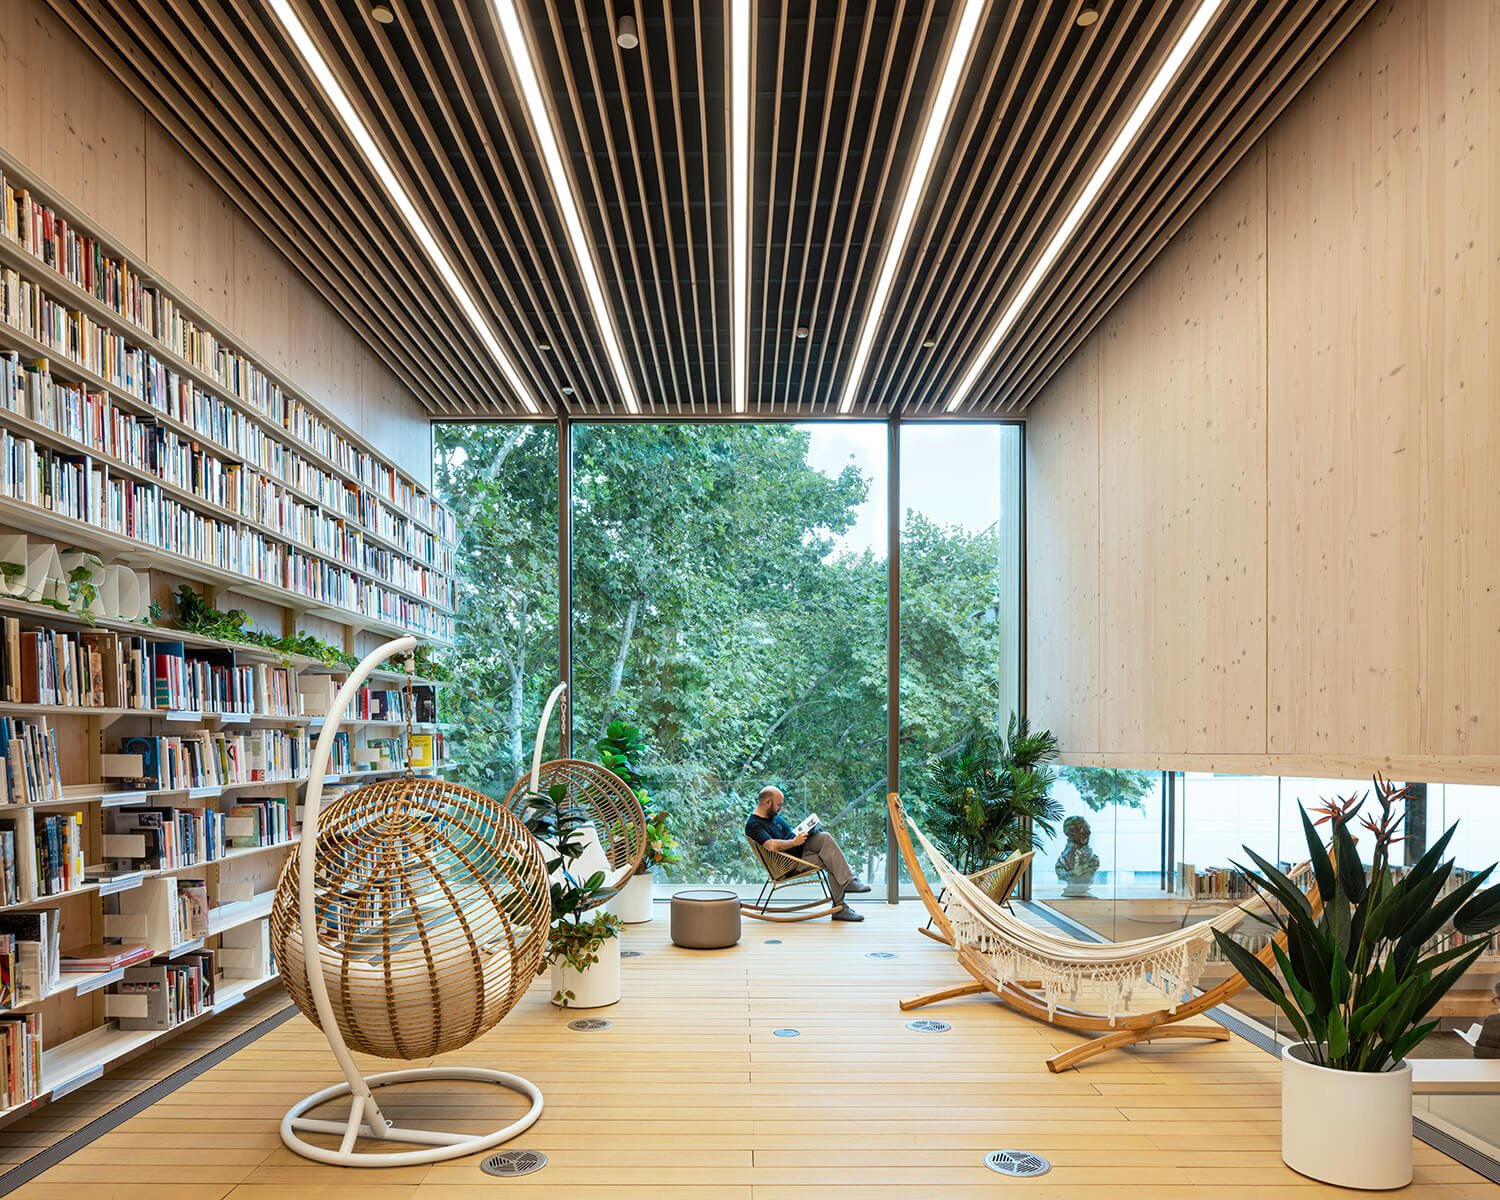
[745,811,795,848]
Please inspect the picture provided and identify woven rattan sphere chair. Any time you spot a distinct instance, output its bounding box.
[270,636,550,1168]
[502,695,646,906]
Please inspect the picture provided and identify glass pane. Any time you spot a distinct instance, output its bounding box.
[896,424,1022,894]
[569,423,888,886]
[430,423,561,794]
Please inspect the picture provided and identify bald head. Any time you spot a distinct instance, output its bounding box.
[756,786,784,816]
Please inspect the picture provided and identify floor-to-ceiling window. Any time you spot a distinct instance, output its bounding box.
[431,422,560,794]
[433,418,1027,893]
[896,424,1023,890]
[568,423,889,884]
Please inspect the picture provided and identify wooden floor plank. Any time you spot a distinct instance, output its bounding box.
[7,903,1490,1196]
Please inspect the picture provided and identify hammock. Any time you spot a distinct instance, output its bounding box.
[888,792,1312,1071]
[909,818,1257,1021]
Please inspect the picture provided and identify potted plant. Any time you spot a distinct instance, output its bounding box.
[597,719,679,924]
[919,713,1061,875]
[521,782,624,1009]
[1212,776,1500,1190]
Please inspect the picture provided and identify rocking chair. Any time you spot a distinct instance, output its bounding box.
[740,837,842,922]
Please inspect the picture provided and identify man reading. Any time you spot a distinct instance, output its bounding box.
[745,785,870,922]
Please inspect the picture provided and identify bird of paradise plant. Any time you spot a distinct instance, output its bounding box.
[1213,775,1500,1073]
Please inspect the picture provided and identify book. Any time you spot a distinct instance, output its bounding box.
[60,942,154,972]
[792,813,820,837]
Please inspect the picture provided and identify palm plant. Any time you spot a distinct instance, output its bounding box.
[1213,775,1500,1072]
[920,713,1061,875]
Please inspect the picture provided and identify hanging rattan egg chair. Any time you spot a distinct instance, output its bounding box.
[270,635,550,1168]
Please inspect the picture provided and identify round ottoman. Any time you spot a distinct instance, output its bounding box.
[670,889,742,949]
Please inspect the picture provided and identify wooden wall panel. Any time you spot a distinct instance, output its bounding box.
[1097,150,1267,756]
[0,3,432,486]
[0,4,146,256]
[1028,0,1500,782]
[1024,337,1100,754]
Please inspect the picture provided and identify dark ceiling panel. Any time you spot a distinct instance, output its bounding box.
[44,0,1375,419]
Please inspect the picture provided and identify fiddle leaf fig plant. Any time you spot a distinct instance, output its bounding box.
[1213,775,1500,1073]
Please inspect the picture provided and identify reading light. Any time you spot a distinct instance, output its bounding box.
[267,0,541,414]
[943,0,1225,412]
[836,0,987,414]
[490,0,642,413]
[617,14,639,50]
[729,0,753,413]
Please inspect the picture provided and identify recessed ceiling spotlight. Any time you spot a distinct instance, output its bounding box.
[1076,7,1100,27]
[538,341,552,352]
[617,14,639,50]
[371,4,395,24]
[944,0,1226,412]
[561,386,575,396]
[795,326,810,339]
[922,338,937,349]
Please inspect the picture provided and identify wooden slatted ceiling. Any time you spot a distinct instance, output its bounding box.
[43,0,1373,418]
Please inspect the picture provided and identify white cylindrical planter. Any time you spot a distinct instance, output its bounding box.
[1281,1043,1413,1189]
[611,872,655,923]
[550,935,621,1009]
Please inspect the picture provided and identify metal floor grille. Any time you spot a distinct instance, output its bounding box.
[480,1150,547,1177]
[984,1149,1052,1177]
[567,1018,613,1031]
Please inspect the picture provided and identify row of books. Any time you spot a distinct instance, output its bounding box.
[0,1010,41,1109]
[1176,863,1257,901]
[30,812,84,899]
[151,642,297,715]
[0,909,59,1006]
[113,729,309,791]
[351,685,438,724]
[0,438,456,635]
[0,354,455,579]
[0,187,455,545]
[107,806,225,871]
[227,797,290,849]
[112,950,214,1032]
[0,718,60,805]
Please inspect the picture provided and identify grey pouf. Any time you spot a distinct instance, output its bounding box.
[670,889,742,949]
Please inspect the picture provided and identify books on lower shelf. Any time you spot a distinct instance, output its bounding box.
[0,716,61,804]
[31,812,83,898]
[105,950,214,1032]
[111,728,309,791]
[105,806,224,871]
[1176,862,1255,902]
[105,875,206,949]
[58,941,152,974]
[0,910,59,1005]
[226,797,289,849]
[0,1011,41,1107]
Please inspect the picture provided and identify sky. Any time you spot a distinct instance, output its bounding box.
[802,423,1005,556]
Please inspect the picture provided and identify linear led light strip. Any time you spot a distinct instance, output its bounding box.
[943,0,1227,412]
[490,0,641,414]
[266,0,541,415]
[836,0,989,415]
[730,0,752,413]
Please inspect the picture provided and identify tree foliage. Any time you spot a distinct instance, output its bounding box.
[433,422,1018,881]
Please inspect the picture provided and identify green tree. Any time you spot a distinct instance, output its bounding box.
[1057,767,1156,813]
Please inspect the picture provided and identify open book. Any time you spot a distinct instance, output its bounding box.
[1457,1023,1484,1048]
[792,813,821,838]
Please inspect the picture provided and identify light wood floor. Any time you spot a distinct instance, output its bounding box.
[10,902,1494,1199]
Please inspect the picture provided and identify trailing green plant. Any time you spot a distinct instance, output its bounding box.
[170,585,357,667]
[517,780,622,1006]
[918,713,1061,875]
[1213,775,1500,1073]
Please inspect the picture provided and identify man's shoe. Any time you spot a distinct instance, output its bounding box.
[844,880,872,894]
[832,904,865,922]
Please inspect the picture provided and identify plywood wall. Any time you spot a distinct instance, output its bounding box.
[0,2,432,485]
[1027,0,1500,784]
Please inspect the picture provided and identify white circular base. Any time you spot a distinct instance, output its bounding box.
[280,1066,543,1168]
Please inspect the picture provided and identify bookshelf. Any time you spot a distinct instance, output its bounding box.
[0,155,455,1124]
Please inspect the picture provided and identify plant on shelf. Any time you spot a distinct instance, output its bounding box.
[170,585,358,668]
[918,713,1061,876]
[519,781,622,1008]
[1213,775,1500,1190]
